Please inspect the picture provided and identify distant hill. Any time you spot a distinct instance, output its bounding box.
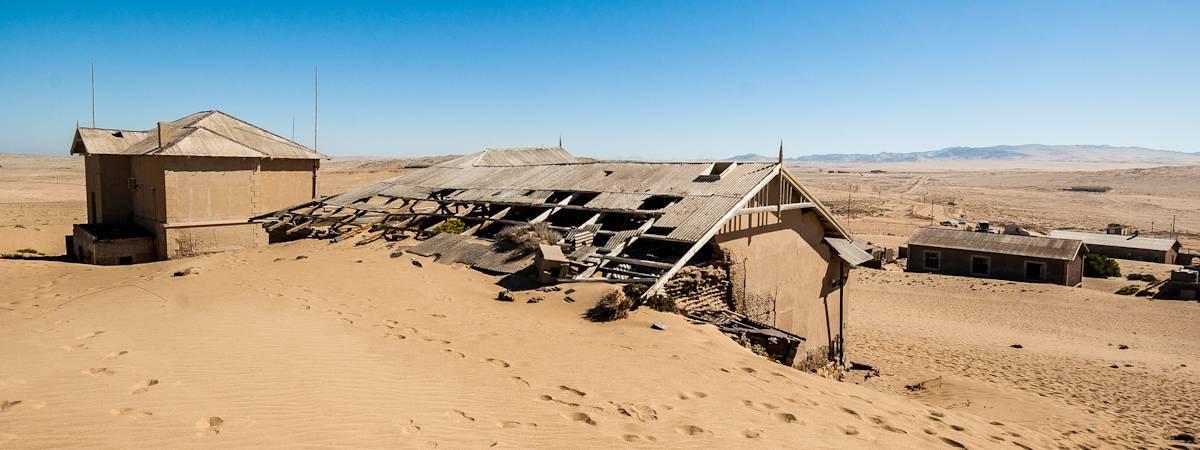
[730,145,1200,164]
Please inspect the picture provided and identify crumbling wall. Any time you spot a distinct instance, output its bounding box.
[164,223,267,259]
[663,261,732,314]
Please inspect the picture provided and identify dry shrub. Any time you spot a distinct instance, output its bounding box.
[585,289,631,322]
[496,222,561,254]
[431,218,467,234]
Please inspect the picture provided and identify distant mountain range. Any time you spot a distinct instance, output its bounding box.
[729,145,1200,164]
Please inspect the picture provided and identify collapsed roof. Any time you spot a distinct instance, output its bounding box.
[69,110,326,160]
[1048,230,1181,253]
[257,147,866,295]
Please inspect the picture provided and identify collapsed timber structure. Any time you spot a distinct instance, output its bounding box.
[256,147,870,365]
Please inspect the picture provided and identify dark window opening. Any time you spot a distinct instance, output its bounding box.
[923,251,940,270]
[112,131,124,138]
[638,195,683,211]
[1025,262,1045,281]
[118,256,133,265]
[523,190,537,196]
[498,206,543,223]
[971,256,990,275]
[597,214,648,232]
[545,191,573,204]
[622,239,690,264]
[696,162,736,181]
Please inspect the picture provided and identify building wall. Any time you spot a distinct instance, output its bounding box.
[84,154,134,224]
[255,159,319,214]
[71,226,156,266]
[1084,243,1174,264]
[906,245,1079,286]
[163,157,259,223]
[164,223,267,259]
[714,208,845,361]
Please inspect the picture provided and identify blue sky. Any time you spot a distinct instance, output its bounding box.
[1,1,1196,159]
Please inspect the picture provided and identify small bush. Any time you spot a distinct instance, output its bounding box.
[1084,253,1121,278]
[496,222,561,254]
[1126,273,1157,283]
[16,248,39,254]
[622,284,677,313]
[585,289,631,322]
[1115,286,1140,296]
[431,218,467,234]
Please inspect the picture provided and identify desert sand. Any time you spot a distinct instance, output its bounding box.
[2,153,1198,448]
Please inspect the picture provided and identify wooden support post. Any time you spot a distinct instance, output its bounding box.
[464,206,511,236]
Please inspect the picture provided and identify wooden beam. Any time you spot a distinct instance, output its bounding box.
[464,206,511,236]
[594,254,675,269]
[575,217,656,279]
[531,194,574,223]
[735,202,815,216]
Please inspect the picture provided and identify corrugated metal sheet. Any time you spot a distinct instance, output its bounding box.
[825,237,874,266]
[318,156,778,243]
[1048,230,1179,252]
[908,227,1084,261]
[407,233,533,274]
[476,147,577,166]
[71,110,324,160]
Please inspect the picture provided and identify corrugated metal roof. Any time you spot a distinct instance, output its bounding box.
[70,110,325,160]
[322,154,779,243]
[1048,230,1180,252]
[908,227,1084,261]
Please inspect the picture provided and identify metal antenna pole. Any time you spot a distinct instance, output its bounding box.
[314,65,319,151]
[90,63,95,127]
[291,116,295,141]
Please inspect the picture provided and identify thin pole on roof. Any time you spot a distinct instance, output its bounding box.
[291,116,295,141]
[90,63,95,128]
[314,65,319,152]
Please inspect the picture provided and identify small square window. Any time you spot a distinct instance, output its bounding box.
[924,251,940,270]
[971,256,990,275]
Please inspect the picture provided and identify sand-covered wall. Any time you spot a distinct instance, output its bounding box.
[163,157,258,223]
[714,208,844,360]
[906,245,1079,286]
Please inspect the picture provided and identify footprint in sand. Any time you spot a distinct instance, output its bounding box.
[510,376,530,388]
[677,391,709,400]
[442,349,466,359]
[83,367,114,376]
[103,350,129,360]
[496,420,537,429]
[447,410,476,423]
[741,400,779,411]
[741,429,764,439]
[1,400,21,411]
[940,437,967,448]
[400,419,422,435]
[562,412,596,426]
[558,386,586,397]
[110,408,153,418]
[131,379,159,395]
[195,416,223,436]
[485,358,510,368]
[772,412,802,424]
[613,403,658,422]
[622,434,658,442]
[423,338,452,345]
[841,407,861,419]
[61,344,88,352]
[674,425,712,437]
[75,331,104,340]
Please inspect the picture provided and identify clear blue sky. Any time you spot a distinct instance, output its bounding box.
[1,1,1196,159]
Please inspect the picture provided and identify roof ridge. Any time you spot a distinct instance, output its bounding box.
[200,110,325,158]
[141,127,200,155]
[185,125,271,158]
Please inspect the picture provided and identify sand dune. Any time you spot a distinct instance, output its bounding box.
[0,239,1057,448]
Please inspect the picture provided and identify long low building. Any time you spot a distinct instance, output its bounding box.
[1048,230,1182,264]
[906,227,1087,286]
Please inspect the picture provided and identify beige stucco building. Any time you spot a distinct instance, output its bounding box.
[69,110,325,264]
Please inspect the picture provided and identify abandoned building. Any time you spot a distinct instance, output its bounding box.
[1160,265,1200,300]
[905,227,1087,286]
[68,110,325,264]
[1048,230,1183,264]
[257,147,871,366]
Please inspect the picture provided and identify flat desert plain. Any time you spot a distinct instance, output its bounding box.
[1,154,1198,449]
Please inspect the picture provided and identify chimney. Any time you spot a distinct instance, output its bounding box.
[157,122,172,148]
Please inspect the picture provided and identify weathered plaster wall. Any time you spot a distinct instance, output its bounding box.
[164,223,267,259]
[714,208,844,360]
[256,159,318,214]
[85,155,134,224]
[163,157,258,223]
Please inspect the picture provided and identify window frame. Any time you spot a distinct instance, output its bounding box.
[923,250,941,270]
[970,255,991,275]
